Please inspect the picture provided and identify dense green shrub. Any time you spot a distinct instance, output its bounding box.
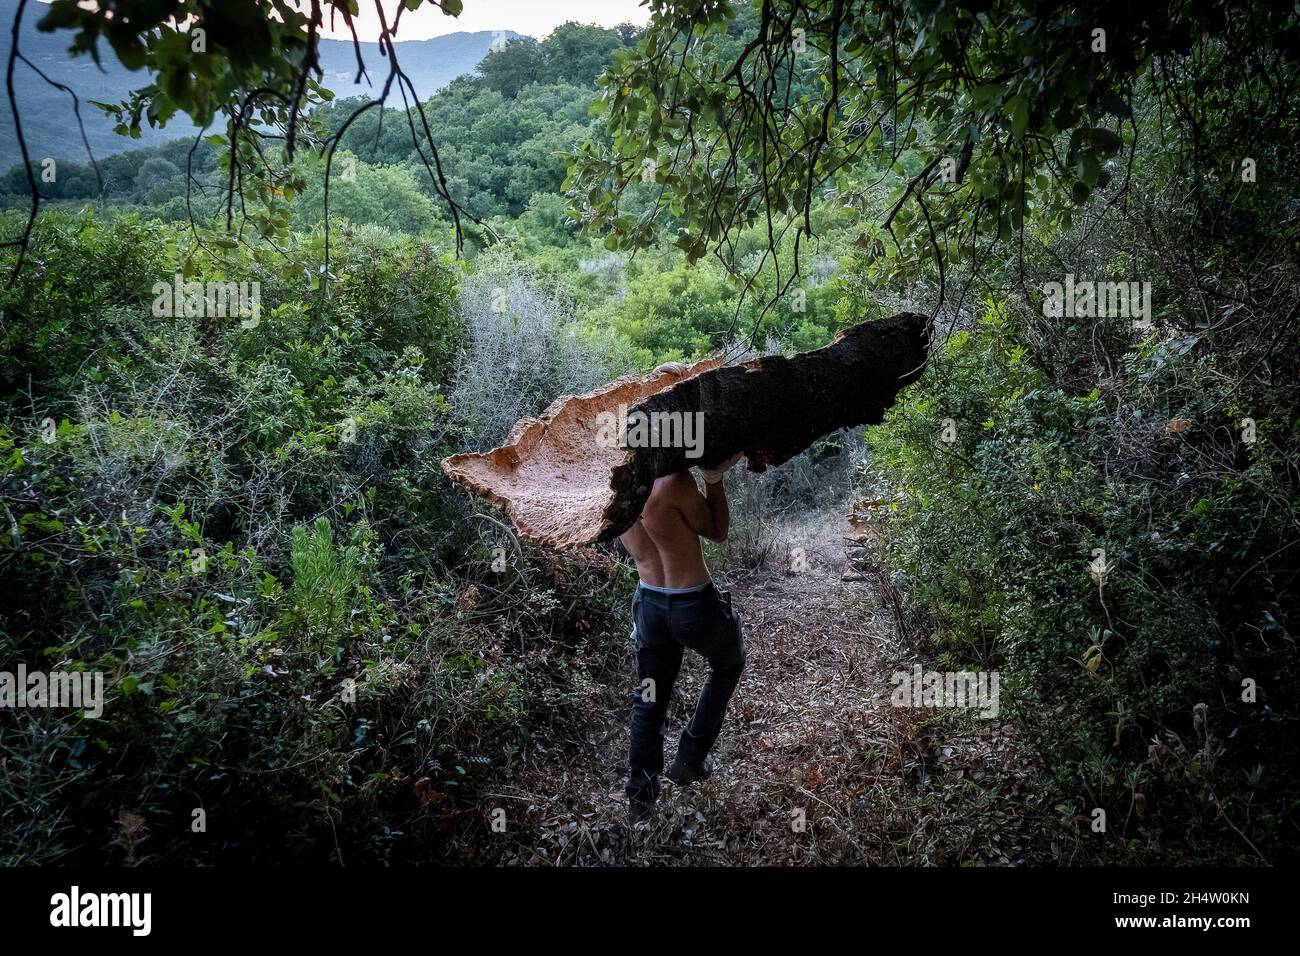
[0,210,631,864]
[865,304,1299,863]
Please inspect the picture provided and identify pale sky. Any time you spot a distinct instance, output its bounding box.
[319,1,653,41]
[34,1,653,43]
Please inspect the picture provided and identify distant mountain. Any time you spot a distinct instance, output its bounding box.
[0,0,514,168]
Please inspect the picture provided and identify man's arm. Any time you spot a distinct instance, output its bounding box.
[701,474,730,542]
[675,474,726,543]
[676,455,741,543]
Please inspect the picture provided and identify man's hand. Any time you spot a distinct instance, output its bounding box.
[700,452,744,485]
[654,360,689,377]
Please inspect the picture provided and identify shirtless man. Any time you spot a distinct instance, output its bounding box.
[618,376,746,821]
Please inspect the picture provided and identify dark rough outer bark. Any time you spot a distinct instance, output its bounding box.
[442,312,929,548]
[601,311,930,538]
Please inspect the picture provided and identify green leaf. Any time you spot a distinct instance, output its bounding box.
[1007,96,1028,139]
[1097,92,1132,119]
[1091,127,1123,154]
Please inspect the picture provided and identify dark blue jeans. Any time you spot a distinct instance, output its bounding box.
[626,582,745,801]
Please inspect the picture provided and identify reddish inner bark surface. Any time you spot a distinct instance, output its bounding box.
[441,357,722,548]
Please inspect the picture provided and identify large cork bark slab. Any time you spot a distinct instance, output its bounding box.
[442,312,929,548]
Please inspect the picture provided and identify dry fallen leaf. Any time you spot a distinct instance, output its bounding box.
[457,584,480,611]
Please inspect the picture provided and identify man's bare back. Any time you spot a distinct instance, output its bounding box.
[618,468,732,588]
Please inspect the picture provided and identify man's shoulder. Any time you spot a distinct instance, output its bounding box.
[660,470,700,497]
[644,471,700,518]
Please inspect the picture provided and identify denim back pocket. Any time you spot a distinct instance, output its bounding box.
[703,587,744,668]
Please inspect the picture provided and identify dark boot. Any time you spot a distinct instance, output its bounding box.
[628,784,658,823]
[666,754,714,786]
